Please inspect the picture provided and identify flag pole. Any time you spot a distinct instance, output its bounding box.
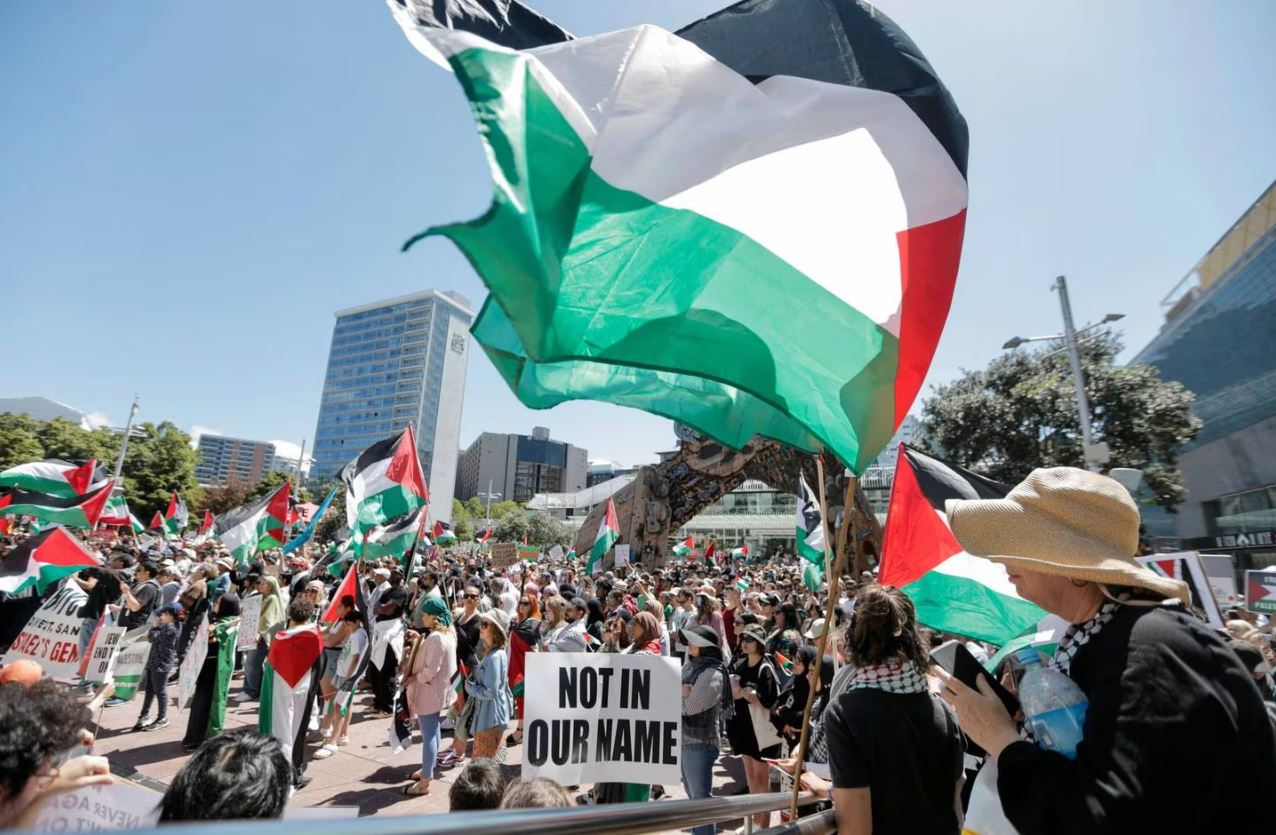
[789,455,847,821]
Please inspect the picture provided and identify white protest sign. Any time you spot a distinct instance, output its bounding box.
[111,639,153,702]
[614,544,630,568]
[522,652,681,786]
[178,620,208,709]
[1136,552,1224,627]
[237,595,263,651]
[33,779,161,830]
[83,626,128,685]
[2,585,89,680]
[548,545,565,562]
[1199,554,1238,609]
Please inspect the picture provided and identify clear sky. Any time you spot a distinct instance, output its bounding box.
[3,1,1274,469]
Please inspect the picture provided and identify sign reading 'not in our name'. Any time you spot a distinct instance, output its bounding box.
[522,653,682,786]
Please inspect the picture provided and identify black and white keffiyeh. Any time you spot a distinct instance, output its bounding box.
[845,657,929,695]
[1050,601,1121,676]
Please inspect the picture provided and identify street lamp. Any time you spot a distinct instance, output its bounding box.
[1002,276,1124,472]
[478,479,502,532]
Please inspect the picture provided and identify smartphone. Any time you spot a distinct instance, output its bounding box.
[930,639,1018,716]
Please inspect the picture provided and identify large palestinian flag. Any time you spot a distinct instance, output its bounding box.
[362,507,427,561]
[163,492,188,536]
[97,488,133,527]
[0,480,114,529]
[390,0,967,474]
[878,445,1042,645]
[214,482,290,565]
[0,458,108,497]
[259,624,324,751]
[795,475,826,564]
[342,427,429,538]
[0,527,100,594]
[672,537,694,560]
[587,498,618,575]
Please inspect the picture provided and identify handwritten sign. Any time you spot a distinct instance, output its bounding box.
[614,544,630,568]
[83,626,127,685]
[237,595,262,650]
[522,652,681,785]
[491,543,518,570]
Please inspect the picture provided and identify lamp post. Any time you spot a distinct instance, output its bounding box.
[1002,276,1124,472]
[478,480,502,531]
[112,395,142,482]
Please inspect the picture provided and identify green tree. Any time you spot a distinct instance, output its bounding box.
[920,331,1201,511]
[120,421,201,520]
[527,512,572,547]
[450,499,474,543]
[34,418,116,463]
[244,469,312,503]
[493,509,530,544]
[0,413,44,471]
[199,482,250,515]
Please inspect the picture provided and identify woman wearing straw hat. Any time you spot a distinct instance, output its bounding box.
[936,467,1275,833]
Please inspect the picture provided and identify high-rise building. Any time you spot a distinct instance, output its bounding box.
[455,426,588,504]
[312,290,473,523]
[1133,180,1276,568]
[194,434,277,487]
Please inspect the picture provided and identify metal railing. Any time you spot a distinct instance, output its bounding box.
[141,791,827,835]
[756,809,838,835]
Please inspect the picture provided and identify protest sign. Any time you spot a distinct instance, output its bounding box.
[237,595,263,651]
[1199,554,1238,609]
[83,625,127,685]
[1245,570,1276,614]
[2,585,88,680]
[548,544,565,562]
[33,779,161,830]
[522,652,681,786]
[614,544,630,568]
[111,639,153,701]
[1136,552,1223,627]
[178,620,208,709]
[491,543,518,569]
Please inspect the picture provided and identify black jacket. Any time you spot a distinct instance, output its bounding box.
[999,604,1276,833]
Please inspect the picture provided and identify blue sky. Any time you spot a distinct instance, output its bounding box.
[3,1,1274,468]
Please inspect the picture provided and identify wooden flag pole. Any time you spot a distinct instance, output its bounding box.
[789,456,855,821]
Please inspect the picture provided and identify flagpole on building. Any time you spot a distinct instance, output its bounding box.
[789,455,847,821]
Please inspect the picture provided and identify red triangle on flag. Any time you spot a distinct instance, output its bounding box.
[322,562,361,623]
[267,626,323,688]
[149,511,165,530]
[65,459,97,495]
[80,481,114,528]
[165,491,180,520]
[199,510,214,535]
[878,450,963,588]
[385,426,429,501]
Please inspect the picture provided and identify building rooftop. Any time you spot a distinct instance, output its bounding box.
[334,288,474,319]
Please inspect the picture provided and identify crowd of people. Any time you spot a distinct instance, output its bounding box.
[2,467,1276,832]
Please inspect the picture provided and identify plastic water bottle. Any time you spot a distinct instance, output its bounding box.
[1016,648,1088,759]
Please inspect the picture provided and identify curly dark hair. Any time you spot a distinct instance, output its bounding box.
[843,585,930,670]
[158,731,290,821]
[0,678,91,804]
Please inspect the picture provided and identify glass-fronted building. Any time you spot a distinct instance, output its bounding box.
[455,426,588,504]
[311,290,472,523]
[1134,180,1276,568]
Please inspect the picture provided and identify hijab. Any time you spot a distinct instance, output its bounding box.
[422,596,453,628]
[631,612,663,654]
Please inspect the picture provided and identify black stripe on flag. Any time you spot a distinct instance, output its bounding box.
[340,429,405,487]
[1,482,112,510]
[901,445,1009,512]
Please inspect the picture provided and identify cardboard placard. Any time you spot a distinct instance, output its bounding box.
[111,639,153,701]
[522,652,682,786]
[1199,554,1238,609]
[177,620,208,709]
[491,543,518,569]
[83,626,127,685]
[237,595,262,650]
[548,545,565,562]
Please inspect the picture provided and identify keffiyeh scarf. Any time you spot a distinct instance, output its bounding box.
[845,657,928,694]
[1051,601,1121,676]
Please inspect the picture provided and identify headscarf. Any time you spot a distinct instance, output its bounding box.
[631,612,663,654]
[258,576,285,635]
[585,597,606,628]
[422,596,453,627]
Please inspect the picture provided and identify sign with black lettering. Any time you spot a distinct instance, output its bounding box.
[522,653,682,786]
[1,586,89,680]
[491,543,518,569]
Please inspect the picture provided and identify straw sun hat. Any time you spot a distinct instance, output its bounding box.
[946,467,1190,606]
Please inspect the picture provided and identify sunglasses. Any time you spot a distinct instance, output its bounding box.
[464,593,479,599]
[519,600,531,606]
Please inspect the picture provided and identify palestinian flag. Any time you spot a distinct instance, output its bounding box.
[774,652,794,676]
[802,560,824,593]
[214,482,290,565]
[163,491,188,535]
[97,488,133,527]
[0,480,114,529]
[0,518,10,537]
[731,545,749,559]
[148,511,164,531]
[0,527,100,595]
[342,427,429,539]
[322,561,366,623]
[879,445,1042,645]
[476,527,493,544]
[128,512,145,534]
[391,0,967,475]
[198,509,214,536]
[516,542,540,561]
[735,578,749,593]
[796,475,826,564]
[672,537,694,560]
[0,458,108,497]
[362,508,427,561]
[432,520,457,545]
[259,624,324,751]
[583,633,602,652]
[587,498,619,575]
[702,541,716,565]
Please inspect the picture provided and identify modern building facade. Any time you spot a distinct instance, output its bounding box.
[586,459,641,487]
[311,290,473,523]
[1134,180,1276,570]
[870,414,922,471]
[456,426,588,504]
[194,434,277,487]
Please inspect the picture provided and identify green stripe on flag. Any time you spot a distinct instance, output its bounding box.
[902,571,1043,646]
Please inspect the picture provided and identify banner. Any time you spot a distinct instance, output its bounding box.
[491,543,518,570]
[1246,570,1276,614]
[1136,552,1223,627]
[111,639,153,701]
[33,779,161,830]
[237,596,262,651]
[548,544,565,562]
[1199,554,1238,609]
[522,652,682,786]
[178,620,208,709]
[82,625,127,685]
[2,585,89,680]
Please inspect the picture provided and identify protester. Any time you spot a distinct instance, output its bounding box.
[770,645,833,749]
[369,570,409,717]
[73,564,123,677]
[402,597,458,797]
[449,759,508,811]
[0,678,112,828]
[313,609,369,758]
[181,592,241,751]
[727,623,782,829]
[115,560,160,630]
[467,609,512,759]
[938,467,1276,833]
[159,732,290,821]
[132,602,182,732]
[680,625,733,835]
[242,575,285,702]
[500,777,576,809]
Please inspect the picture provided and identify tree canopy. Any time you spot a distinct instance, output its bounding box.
[919,331,1201,511]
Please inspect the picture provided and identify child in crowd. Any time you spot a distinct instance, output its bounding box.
[133,602,182,731]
